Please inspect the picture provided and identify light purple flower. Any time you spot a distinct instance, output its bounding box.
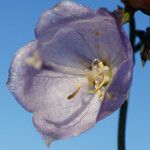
[7,1,133,145]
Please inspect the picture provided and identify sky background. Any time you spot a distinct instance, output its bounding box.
[0,0,150,150]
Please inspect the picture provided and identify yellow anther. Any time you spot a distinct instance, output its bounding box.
[86,71,95,86]
[67,84,81,100]
[95,83,103,98]
[89,84,103,98]
[25,51,42,70]
[90,75,106,98]
[98,62,104,69]
[88,90,96,94]
[87,60,111,100]
[99,75,106,88]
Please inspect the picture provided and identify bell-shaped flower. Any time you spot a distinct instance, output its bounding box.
[7,0,133,145]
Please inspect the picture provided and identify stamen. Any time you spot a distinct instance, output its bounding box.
[67,84,81,100]
[87,59,111,100]
[25,51,42,70]
[98,61,104,69]
[99,75,106,88]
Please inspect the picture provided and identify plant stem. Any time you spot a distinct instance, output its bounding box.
[118,100,128,150]
[118,14,135,150]
[129,14,136,48]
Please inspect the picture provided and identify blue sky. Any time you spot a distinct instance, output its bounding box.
[0,0,150,150]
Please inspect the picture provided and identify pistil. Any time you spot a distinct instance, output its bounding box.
[87,59,112,100]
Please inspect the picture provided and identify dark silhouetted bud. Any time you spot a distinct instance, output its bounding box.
[136,27,150,65]
[122,0,150,15]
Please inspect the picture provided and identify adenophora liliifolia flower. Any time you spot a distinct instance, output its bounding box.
[7,0,133,145]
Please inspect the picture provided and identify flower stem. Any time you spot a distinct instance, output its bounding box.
[118,14,135,150]
[129,13,136,49]
[118,100,128,150]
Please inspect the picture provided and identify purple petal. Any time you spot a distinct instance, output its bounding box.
[36,0,95,42]
[40,9,131,72]
[98,93,126,120]
[40,26,97,73]
[7,41,41,112]
[98,60,133,120]
[7,42,102,141]
[69,14,128,67]
[7,40,92,112]
[97,8,133,61]
[33,94,101,142]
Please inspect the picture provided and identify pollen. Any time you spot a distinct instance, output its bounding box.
[25,51,42,70]
[87,59,112,100]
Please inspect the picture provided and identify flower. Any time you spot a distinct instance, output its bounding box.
[7,1,133,145]
[122,0,150,15]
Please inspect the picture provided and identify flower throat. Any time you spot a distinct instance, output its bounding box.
[87,59,112,100]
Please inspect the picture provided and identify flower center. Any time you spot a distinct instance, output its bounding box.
[86,59,112,100]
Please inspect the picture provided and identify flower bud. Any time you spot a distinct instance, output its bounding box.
[122,0,150,15]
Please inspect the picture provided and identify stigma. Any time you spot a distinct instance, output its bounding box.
[87,59,112,100]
